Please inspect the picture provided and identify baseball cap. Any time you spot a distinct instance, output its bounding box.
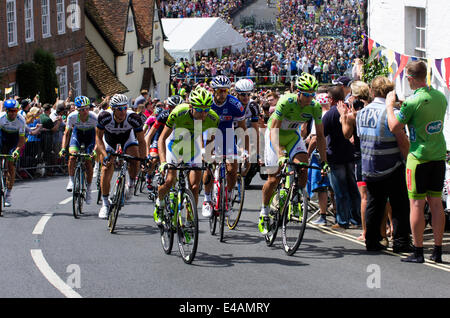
[332,76,352,87]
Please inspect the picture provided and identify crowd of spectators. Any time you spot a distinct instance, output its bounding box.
[167,0,365,85]
[160,0,248,23]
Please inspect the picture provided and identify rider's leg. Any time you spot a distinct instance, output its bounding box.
[188,170,203,204]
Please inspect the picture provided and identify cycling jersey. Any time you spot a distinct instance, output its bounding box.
[165,104,219,164]
[211,95,245,156]
[233,100,260,128]
[396,86,448,161]
[97,109,143,152]
[0,112,26,155]
[66,111,98,153]
[150,110,170,151]
[264,93,322,166]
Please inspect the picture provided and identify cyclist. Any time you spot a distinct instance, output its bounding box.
[0,99,26,207]
[201,75,247,218]
[153,87,220,226]
[144,95,183,191]
[60,96,98,204]
[259,73,328,235]
[96,94,146,219]
[234,78,261,181]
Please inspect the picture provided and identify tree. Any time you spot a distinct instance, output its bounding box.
[33,48,58,104]
[16,62,43,99]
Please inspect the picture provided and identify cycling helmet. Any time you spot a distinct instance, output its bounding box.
[296,73,319,92]
[189,87,213,107]
[210,75,231,89]
[167,95,183,107]
[4,99,19,110]
[154,106,164,116]
[235,79,254,93]
[110,94,128,107]
[74,95,91,108]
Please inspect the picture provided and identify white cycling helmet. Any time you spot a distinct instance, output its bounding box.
[210,75,231,89]
[235,79,254,93]
[110,94,128,107]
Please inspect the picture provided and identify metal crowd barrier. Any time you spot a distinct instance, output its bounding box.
[16,132,67,180]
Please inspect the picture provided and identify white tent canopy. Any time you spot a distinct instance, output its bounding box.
[162,17,247,63]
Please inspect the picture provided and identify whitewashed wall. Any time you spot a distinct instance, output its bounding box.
[368,0,450,149]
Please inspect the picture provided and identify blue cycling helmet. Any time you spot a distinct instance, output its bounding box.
[74,95,91,108]
[210,75,231,89]
[4,99,19,110]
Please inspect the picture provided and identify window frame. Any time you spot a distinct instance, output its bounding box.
[6,0,18,47]
[73,61,81,97]
[41,0,52,38]
[56,0,66,35]
[24,0,35,43]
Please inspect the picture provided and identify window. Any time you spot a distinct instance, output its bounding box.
[73,62,81,97]
[6,0,18,47]
[56,0,66,34]
[68,0,80,31]
[41,0,51,38]
[25,0,34,42]
[154,41,161,62]
[58,66,68,100]
[127,13,134,32]
[415,8,426,57]
[127,52,134,73]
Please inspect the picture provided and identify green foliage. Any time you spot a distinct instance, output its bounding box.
[33,48,58,104]
[16,62,43,99]
[362,56,389,85]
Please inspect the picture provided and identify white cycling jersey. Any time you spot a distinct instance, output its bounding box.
[0,112,26,136]
[67,110,98,131]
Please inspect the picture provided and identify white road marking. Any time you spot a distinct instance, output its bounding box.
[59,197,73,205]
[32,214,53,235]
[58,190,97,205]
[30,249,82,298]
[308,223,450,272]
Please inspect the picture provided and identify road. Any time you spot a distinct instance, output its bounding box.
[0,174,449,301]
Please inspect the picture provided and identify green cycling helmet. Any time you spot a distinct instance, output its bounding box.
[296,73,319,92]
[189,87,213,107]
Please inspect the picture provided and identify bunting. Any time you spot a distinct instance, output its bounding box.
[363,35,450,89]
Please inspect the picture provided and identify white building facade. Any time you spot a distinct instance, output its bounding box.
[367,0,450,147]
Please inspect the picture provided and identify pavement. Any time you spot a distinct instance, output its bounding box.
[307,212,450,264]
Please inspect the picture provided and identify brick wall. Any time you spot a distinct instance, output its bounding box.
[0,0,86,97]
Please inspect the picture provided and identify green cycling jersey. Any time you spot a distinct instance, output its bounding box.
[396,86,447,161]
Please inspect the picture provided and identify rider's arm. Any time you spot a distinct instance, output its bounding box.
[95,128,107,158]
[136,130,146,159]
[61,127,71,150]
[158,125,173,164]
[269,118,284,157]
[314,122,327,163]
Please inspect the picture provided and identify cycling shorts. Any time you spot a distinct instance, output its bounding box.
[0,130,19,161]
[264,128,307,167]
[69,128,96,155]
[103,129,138,153]
[406,153,445,200]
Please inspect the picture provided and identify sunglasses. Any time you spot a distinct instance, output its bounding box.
[78,107,89,111]
[114,106,128,111]
[193,107,211,113]
[299,91,316,98]
[7,108,18,112]
[239,93,251,97]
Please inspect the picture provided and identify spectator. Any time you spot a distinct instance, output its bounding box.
[322,85,361,229]
[40,103,62,175]
[356,76,412,253]
[134,89,149,108]
[386,61,448,263]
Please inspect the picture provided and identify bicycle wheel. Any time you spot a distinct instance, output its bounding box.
[139,172,147,193]
[134,171,142,196]
[96,171,102,205]
[209,181,218,235]
[160,196,175,254]
[108,176,125,233]
[72,167,82,219]
[218,180,226,242]
[282,186,308,256]
[227,174,245,230]
[264,186,284,246]
[177,188,199,264]
[0,170,4,217]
